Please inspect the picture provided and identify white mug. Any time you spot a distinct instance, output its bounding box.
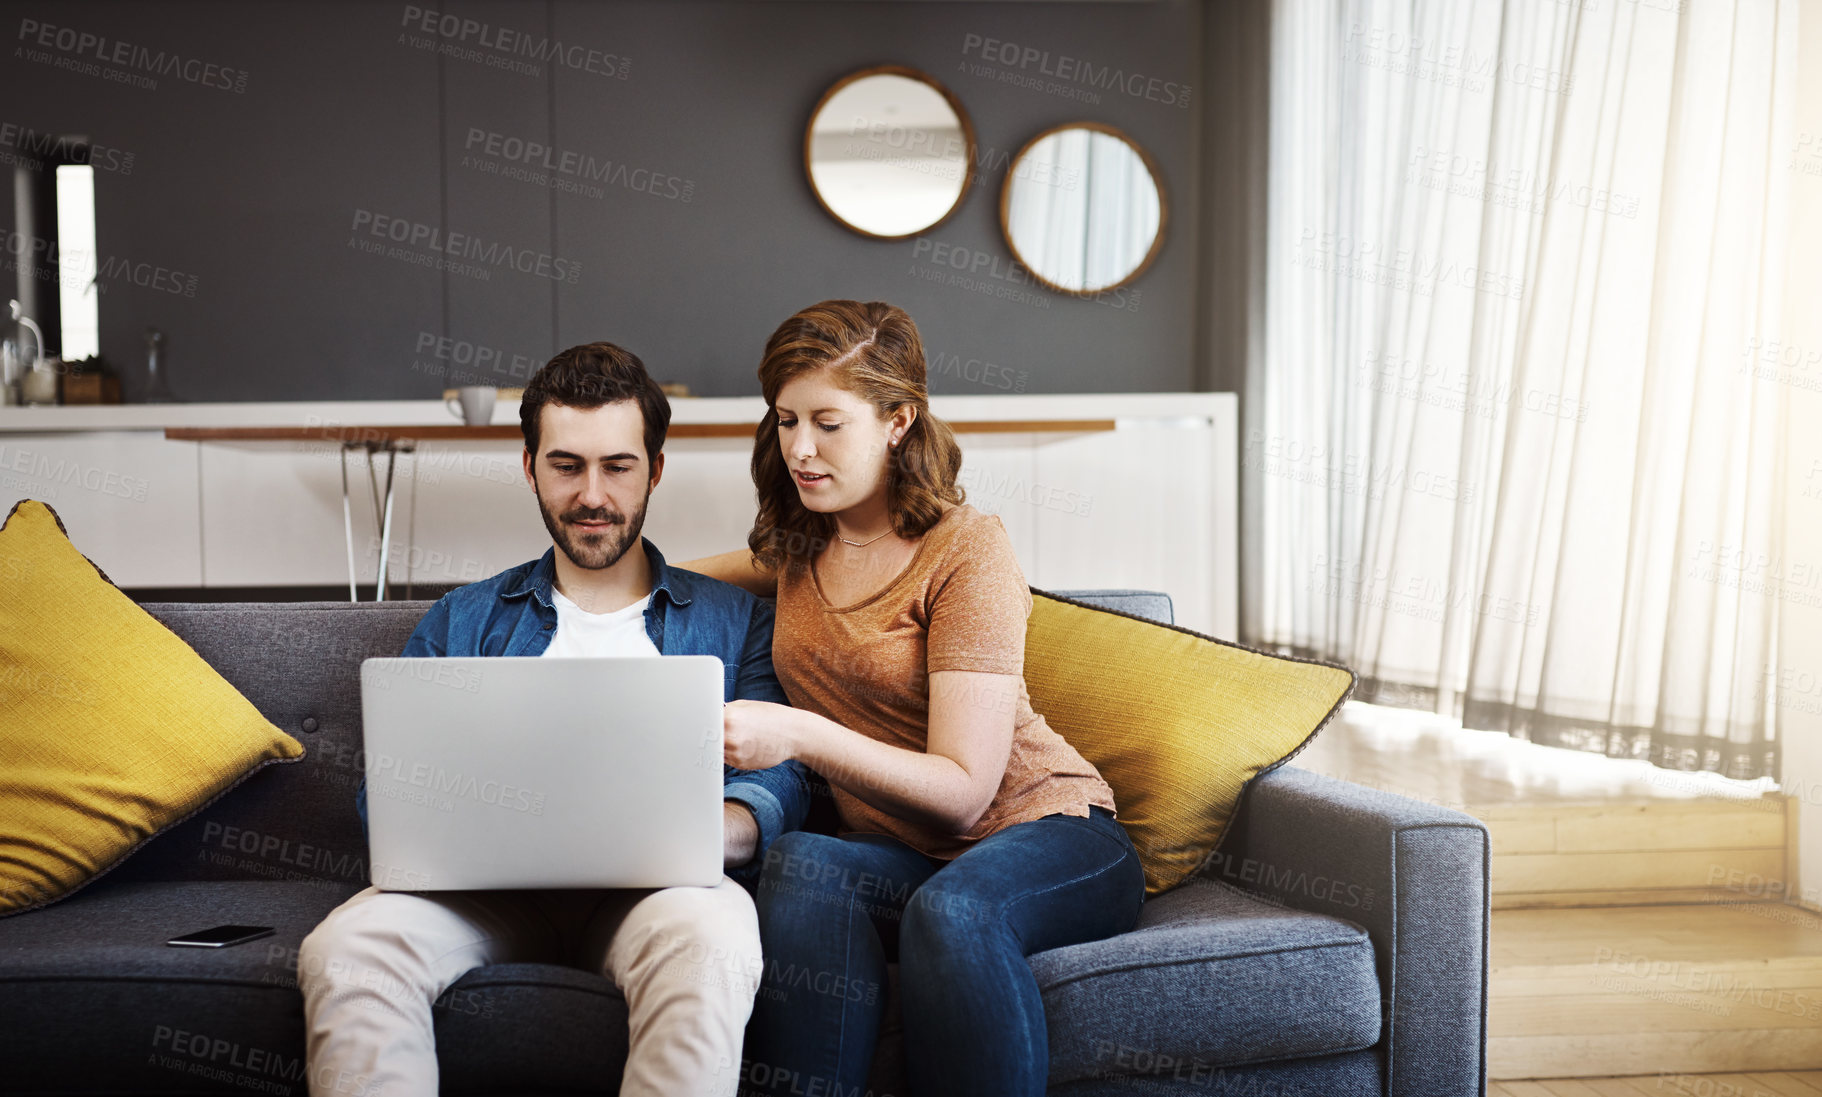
[446,385,497,427]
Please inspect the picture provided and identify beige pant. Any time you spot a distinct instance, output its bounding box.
[298,878,760,1097]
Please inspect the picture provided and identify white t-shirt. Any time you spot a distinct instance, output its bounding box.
[543,588,661,658]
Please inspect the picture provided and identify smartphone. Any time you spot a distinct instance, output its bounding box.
[165,924,276,949]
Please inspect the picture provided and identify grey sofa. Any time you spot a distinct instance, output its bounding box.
[0,594,1489,1096]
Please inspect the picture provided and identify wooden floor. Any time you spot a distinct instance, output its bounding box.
[1490,901,1822,1077]
[1491,1073,1822,1096]
[1473,794,1820,1080]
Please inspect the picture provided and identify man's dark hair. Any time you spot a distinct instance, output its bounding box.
[519,342,671,466]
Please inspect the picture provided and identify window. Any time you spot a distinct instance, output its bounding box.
[54,163,97,362]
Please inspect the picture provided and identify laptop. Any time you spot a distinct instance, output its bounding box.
[358,655,725,891]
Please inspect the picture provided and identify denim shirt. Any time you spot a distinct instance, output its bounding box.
[356,538,812,887]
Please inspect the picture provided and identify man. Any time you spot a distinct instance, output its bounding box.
[300,343,811,1097]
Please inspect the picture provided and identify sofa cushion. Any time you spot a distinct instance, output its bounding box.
[1048,1048,1383,1096]
[0,501,306,916]
[1033,877,1382,1084]
[0,875,633,1094]
[1051,588,1175,625]
[1025,589,1355,894]
[0,878,360,1093]
[103,601,433,888]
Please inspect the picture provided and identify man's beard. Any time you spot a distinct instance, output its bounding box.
[534,480,651,571]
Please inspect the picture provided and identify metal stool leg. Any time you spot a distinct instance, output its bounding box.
[403,446,418,601]
[340,445,358,602]
[361,444,386,599]
[375,445,400,601]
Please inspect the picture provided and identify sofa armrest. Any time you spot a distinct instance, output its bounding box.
[1206,765,1489,1097]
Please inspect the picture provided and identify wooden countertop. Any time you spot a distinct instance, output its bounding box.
[166,419,1119,443]
[1,394,1230,435]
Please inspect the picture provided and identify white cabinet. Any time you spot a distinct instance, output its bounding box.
[198,439,373,588]
[198,439,547,591]
[1028,420,1235,638]
[0,431,202,588]
[372,443,557,590]
[1,395,1238,637]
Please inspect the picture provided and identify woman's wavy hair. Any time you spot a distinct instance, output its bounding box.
[748,300,965,570]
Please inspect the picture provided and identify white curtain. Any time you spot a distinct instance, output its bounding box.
[1252,0,1796,778]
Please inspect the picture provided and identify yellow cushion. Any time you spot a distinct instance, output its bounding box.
[0,500,304,916]
[1025,590,1354,895]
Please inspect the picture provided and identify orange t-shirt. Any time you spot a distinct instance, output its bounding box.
[773,503,1116,859]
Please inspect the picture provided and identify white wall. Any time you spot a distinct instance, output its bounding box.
[1779,0,1822,908]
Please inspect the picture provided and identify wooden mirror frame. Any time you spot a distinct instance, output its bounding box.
[803,64,978,242]
[999,121,1169,297]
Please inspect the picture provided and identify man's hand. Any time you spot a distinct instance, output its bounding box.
[723,699,803,771]
[723,801,759,869]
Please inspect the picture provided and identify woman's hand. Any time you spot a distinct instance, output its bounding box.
[723,699,804,771]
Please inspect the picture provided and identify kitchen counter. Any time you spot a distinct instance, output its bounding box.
[0,393,1237,636]
[0,393,1219,433]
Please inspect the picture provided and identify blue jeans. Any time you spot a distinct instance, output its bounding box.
[744,807,1145,1097]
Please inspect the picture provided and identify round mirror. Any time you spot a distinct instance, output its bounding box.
[804,66,975,240]
[1001,123,1166,295]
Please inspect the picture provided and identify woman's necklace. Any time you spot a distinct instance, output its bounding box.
[837,526,893,548]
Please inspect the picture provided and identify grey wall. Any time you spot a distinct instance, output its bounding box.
[1,0,1228,401]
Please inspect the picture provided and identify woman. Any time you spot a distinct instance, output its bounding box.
[686,300,1143,1097]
